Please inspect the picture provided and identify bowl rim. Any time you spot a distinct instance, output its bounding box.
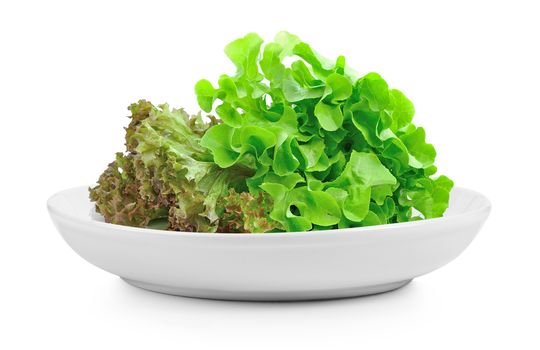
[47,185,491,239]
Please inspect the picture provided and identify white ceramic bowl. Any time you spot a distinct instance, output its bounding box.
[47,186,490,301]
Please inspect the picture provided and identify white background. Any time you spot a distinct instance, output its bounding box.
[1,0,539,349]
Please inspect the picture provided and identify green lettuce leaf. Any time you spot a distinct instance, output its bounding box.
[195,32,453,231]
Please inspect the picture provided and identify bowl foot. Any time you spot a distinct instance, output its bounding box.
[121,278,412,301]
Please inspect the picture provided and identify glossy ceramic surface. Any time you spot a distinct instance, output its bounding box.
[48,186,490,300]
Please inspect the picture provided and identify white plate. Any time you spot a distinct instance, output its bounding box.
[47,186,490,301]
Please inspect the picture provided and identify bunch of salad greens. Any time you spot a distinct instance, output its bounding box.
[90,32,453,233]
